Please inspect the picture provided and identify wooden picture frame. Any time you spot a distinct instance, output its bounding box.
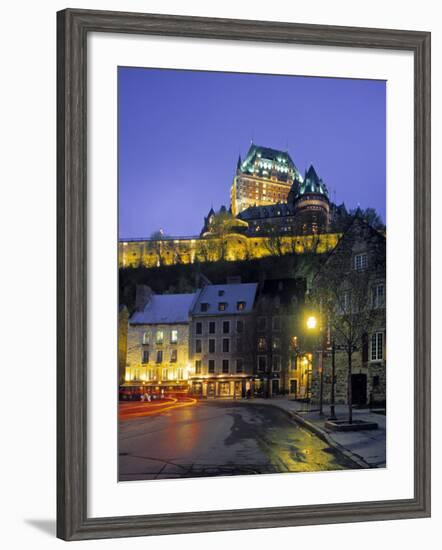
[57,8,431,541]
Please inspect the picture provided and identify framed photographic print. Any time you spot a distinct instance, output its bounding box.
[57,8,431,541]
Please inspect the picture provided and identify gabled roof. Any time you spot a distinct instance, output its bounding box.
[130,293,198,325]
[312,215,386,282]
[191,283,258,316]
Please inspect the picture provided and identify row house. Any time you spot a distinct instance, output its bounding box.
[252,278,307,397]
[188,282,258,398]
[121,278,312,400]
[123,289,197,395]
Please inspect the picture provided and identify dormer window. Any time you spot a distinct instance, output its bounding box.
[218,302,227,311]
[218,290,225,297]
[200,303,209,312]
[236,301,246,311]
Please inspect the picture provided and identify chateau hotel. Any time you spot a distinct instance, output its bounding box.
[119,144,336,269]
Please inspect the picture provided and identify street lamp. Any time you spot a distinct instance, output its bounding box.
[306,315,318,330]
[306,314,324,416]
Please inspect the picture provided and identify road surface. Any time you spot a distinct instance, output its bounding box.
[119,400,358,481]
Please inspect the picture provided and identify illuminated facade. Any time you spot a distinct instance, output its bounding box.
[119,232,340,268]
[230,144,302,216]
[123,289,197,394]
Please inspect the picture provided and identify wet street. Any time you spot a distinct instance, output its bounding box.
[119,401,358,481]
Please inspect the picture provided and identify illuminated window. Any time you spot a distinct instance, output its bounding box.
[237,301,246,311]
[142,332,149,344]
[195,360,202,374]
[177,367,184,380]
[218,302,227,311]
[371,332,384,361]
[258,337,267,352]
[170,329,178,343]
[156,330,164,344]
[162,368,168,380]
[272,337,281,351]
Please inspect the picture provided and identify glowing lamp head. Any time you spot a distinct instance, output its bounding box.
[306,315,318,330]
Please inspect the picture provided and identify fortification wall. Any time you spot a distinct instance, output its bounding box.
[118,233,340,268]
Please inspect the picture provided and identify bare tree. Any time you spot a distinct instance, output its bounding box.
[309,219,386,422]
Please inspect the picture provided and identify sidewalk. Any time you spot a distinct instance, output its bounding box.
[250,398,386,469]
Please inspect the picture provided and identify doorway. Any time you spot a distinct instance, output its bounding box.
[351,374,367,405]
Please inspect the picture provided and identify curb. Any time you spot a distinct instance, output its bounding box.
[205,398,373,469]
[289,411,371,469]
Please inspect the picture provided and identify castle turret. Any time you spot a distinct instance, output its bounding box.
[289,165,330,234]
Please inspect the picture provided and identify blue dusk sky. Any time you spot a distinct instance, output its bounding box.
[118,67,386,239]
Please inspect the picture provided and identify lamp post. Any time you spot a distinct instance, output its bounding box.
[329,340,337,420]
[306,315,324,416]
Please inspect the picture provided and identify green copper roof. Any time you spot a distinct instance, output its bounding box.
[293,165,329,199]
[238,143,302,183]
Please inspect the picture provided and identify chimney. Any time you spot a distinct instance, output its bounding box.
[135,285,153,311]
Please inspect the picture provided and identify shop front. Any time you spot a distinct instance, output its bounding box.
[189,376,252,399]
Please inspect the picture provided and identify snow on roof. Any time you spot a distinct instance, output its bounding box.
[191,283,258,316]
[130,293,198,325]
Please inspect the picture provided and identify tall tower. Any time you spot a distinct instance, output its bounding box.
[289,165,330,234]
[230,144,302,216]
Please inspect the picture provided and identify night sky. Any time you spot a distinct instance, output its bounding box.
[118,67,386,239]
